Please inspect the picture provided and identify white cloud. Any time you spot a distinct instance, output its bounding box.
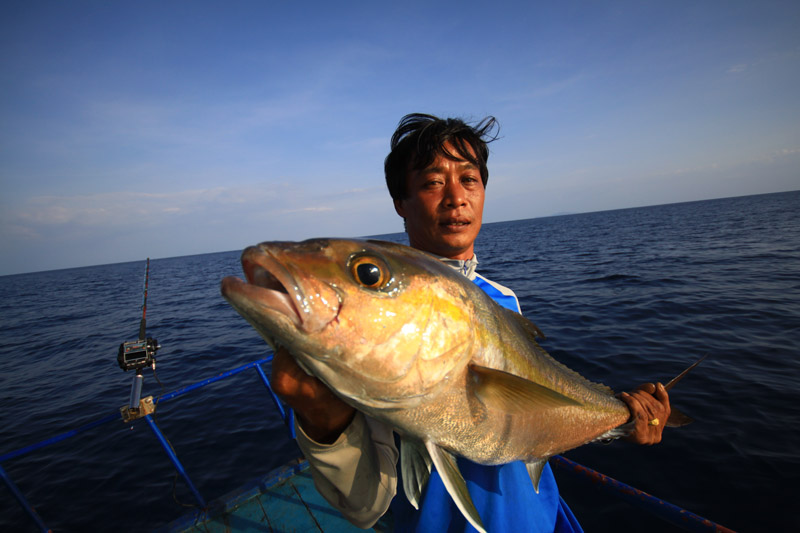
[9,188,239,228]
[497,73,586,107]
[278,206,335,214]
[0,181,403,274]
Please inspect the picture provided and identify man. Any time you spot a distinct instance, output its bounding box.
[270,113,671,531]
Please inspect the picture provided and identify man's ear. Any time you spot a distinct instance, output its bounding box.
[394,198,406,218]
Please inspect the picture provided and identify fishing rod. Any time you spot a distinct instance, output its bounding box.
[138,256,150,341]
[117,258,160,419]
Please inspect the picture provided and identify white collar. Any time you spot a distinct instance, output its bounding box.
[433,254,479,280]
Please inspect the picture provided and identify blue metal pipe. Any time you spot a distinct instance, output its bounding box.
[0,357,275,464]
[144,414,206,508]
[255,362,296,439]
[155,357,270,404]
[2,357,285,528]
[551,455,736,532]
[0,464,51,532]
[0,412,120,463]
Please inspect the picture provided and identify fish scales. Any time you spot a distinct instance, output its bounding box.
[221,238,637,532]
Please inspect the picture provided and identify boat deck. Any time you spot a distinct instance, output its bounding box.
[163,459,389,533]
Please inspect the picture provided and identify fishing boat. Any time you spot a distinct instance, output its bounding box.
[1,261,735,532]
[2,351,736,533]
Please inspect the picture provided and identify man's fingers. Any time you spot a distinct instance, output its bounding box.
[654,382,670,405]
[620,391,646,419]
[620,388,666,445]
[633,382,656,395]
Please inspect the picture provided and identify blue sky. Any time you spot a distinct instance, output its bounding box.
[1,1,798,275]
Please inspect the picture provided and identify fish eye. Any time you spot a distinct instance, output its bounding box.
[357,263,381,285]
[349,255,391,290]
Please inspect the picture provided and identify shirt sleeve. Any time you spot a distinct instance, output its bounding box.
[295,411,399,528]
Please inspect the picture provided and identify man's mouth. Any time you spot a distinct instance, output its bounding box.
[441,218,471,230]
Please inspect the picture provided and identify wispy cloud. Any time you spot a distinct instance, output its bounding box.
[278,206,335,214]
[727,64,748,74]
[497,73,586,106]
[3,187,270,234]
[1,183,394,242]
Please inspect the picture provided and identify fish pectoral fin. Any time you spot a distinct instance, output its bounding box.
[525,459,549,493]
[424,441,487,533]
[401,438,432,510]
[469,364,582,413]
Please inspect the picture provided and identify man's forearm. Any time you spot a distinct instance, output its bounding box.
[296,412,399,528]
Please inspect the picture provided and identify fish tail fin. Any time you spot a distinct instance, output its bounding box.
[661,354,706,427]
[664,354,707,392]
[666,407,694,427]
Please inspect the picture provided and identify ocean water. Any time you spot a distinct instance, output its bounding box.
[1,191,798,532]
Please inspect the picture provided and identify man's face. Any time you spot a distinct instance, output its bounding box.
[394,142,485,260]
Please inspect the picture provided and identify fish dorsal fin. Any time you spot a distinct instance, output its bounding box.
[469,364,581,413]
[424,441,487,533]
[499,307,617,397]
[400,438,432,510]
[498,305,546,339]
[525,459,548,493]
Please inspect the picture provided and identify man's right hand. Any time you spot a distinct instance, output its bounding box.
[270,347,356,444]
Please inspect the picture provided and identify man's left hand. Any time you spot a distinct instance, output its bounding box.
[619,382,671,445]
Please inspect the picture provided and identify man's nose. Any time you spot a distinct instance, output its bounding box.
[443,180,467,207]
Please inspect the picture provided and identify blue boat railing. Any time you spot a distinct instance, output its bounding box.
[1,355,734,533]
[1,355,294,533]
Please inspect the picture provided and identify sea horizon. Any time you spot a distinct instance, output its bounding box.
[3,188,796,277]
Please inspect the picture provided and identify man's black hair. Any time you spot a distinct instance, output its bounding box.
[384,113,499,201]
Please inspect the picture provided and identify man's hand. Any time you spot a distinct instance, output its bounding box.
[270,347,356,444]
[619,382,670,445]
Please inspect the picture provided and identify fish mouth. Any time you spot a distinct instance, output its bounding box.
[221,246,305,329]
[222,244,342,335]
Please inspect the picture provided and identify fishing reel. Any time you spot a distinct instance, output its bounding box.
[117,337,160,372]
[118,258,162,421]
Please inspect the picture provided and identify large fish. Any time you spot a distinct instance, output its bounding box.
[221,238,691,532]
